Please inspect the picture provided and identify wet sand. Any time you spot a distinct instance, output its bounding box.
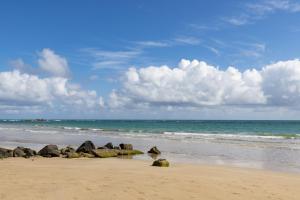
[0,157,299,200]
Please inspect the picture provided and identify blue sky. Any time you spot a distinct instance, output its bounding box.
[1,0,300,119]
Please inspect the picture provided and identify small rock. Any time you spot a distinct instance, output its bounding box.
[79,152,95,158]
[119,143,133,150]
[104,142,114,149]
[13,147,26,157]
[76,141,95,154]
[152,159,170,167]
[148,146,161,154]
[65,152,80,158]
[38,145,60,157]
[0,147,13,158]
[23,148,37,158]
[61,146,75,155]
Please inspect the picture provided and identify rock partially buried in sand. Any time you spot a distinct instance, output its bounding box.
[152,159,170,167]
[76,141,95,154]
[79,152,95,158]
[119,143,133,150]
[148,146,161,154]
[0,147,13,159]
[117,149,144,155]
[38,145,60,157]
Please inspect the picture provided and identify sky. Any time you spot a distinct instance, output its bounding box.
[1,0,300,119]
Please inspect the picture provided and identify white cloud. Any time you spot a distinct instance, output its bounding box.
[174,36,201,45]
[0,70,103,113]
[38,48,69,77]
[135,41,170,47]
[109,59,300,110]
[225,0,300,26]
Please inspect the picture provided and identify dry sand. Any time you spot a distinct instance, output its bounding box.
[0,157,299,200]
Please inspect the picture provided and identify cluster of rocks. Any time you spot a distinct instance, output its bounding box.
[0,141,170,167]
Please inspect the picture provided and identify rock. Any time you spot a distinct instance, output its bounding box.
[104,142,114,149]
[0,147,13,158]
[76,141,95,154]
[113,146,120,150]
[38,145,60,157]
[60,146,75,155]
[117,149,144,156]
[152,159,170,167]
[119,143,133,150]
[79,152,95,158]
[13,147,26,157]
[92,149,118,158]
[148,146,161,154]
[65,152,80,158]
[23,148,37,158]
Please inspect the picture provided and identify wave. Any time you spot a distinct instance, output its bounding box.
[162,132,300,140]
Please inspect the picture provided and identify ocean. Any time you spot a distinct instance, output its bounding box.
[1,120,300,172]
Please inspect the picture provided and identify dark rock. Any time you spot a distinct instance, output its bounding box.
[60,146,75,155]
[38,145,60,157]
[23,148,37,158]
[113,146,120,150]
[76,141,95,154]
[152,159,169,167]
[104,142,114,149]
[13,147,26,157]
[97,146,107,149]
[0,147,13,158]
[119,143,133,150]
[92,149,118,158]
[148,146,161,154]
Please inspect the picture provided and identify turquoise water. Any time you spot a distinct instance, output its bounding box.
[1,120,300,138]
[1,120,300,172]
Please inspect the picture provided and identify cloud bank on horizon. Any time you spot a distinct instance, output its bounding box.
[1,48,300,118]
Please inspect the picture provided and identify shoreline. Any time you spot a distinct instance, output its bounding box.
[1,157,300,200]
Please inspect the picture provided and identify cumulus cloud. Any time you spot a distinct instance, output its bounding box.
[109,59,300,109]
[38,48,70,77]
[0,70,103,113]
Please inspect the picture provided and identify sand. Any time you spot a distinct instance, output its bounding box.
[0,157,299,200]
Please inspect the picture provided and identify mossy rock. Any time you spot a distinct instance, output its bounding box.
[79,152,95,158]
[117,149,144,155]
[65,152,80,158]
[152,159,170,167]
[92,149,118,158]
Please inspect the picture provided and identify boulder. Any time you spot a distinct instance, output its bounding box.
[113,146,120,150]
[119,143,133,150]
[104,142,114,149]
[76,141,95,154]
[38,145,60,157]
[152,159,170,167]
[60,146,75,155]
[148,146,161,154]
[0,147,13,158]
[13,147,26,157]
[92,149,118,158]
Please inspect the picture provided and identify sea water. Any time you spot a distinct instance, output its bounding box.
[0,120,300,172]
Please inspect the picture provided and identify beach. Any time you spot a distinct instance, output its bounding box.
[0,157,300,200]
